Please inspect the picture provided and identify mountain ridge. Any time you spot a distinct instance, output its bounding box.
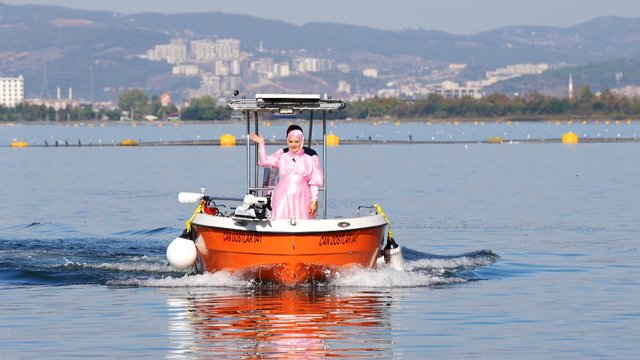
[1,3,639,100]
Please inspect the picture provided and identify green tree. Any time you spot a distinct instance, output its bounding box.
[423,94,449,117]
[182,96,229,120]
[574,86,596,115]
[103,109,122,121]
[149,95,179,120]
[117,89,149,120]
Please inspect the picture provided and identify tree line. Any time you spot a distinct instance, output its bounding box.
[0,89,230,122]
[335,87,640,120]
[2,86,640,122]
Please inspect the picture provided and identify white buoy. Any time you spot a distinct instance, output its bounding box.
[166,237,197,269]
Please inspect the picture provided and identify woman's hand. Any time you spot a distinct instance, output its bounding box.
[249,133,264,145]
[309,199,318,216]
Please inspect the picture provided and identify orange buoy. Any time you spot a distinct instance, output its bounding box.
[562,132,579,144]
[326,133,340,146]
[119,139,139,146]
[220,134,236,146]
[10,140,29,147]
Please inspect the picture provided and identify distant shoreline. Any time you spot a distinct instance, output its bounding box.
[2,115,639,126]
[4,137,640,148]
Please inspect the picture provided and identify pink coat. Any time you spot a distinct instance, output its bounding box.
[257,143,323,220]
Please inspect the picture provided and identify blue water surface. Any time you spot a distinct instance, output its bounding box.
[1,122,639,359]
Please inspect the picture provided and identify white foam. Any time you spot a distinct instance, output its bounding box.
[404,256,495,272]
[60,257,175,273]
[134,271,254,288]
[105,255,491,288]
[331,266,466,288]
[110,265,466,289]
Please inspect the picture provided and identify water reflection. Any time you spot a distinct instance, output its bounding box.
[166,287,395,359]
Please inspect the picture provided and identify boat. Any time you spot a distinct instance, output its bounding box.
[166,93,403,286]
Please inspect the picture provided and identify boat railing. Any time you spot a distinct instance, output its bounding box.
[357,205,379,217]
[229,93,345,219]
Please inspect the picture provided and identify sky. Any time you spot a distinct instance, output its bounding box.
[3,0,640,34]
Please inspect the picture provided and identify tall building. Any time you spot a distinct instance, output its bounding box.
[190,39,240,62]
[0,75,24,107]
[147,39,188,64]
[293,57,333,73]
[215,39,240,61]
[190,39,216,61]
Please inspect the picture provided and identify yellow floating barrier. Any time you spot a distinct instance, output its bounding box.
[326,133,340,146]
[119,139,140,146]
[219,134,236,146]
[562,132,579,144]
[486,137,504,144]
[10,140,29,147]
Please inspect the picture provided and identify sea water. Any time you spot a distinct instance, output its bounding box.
[1,122,639,359]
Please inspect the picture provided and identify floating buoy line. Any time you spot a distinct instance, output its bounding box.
[4,129,640,148]
[3,136,640,147]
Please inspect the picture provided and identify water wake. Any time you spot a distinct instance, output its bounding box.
[122,248,499,288]
[0,234,499,288]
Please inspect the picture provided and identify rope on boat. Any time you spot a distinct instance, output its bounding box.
[185,202,204,233]
[373,203,393,239]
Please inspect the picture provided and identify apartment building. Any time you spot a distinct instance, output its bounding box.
[0,75,24,107]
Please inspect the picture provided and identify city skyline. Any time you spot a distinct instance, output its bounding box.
[2,0,640,34]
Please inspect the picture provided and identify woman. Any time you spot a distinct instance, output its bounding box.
[249,125,323,220]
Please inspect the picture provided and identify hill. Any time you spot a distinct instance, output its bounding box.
[487,58,640,97]
[1,3,640,101]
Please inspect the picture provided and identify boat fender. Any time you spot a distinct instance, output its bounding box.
[166,236,197,269]
[373,203,404,271]
[383,235,404,271]
[178,192,204,203]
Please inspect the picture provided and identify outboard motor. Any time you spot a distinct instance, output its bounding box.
[234,193,271,220]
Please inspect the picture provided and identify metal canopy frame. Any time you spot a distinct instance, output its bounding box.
[227,94,346,219]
